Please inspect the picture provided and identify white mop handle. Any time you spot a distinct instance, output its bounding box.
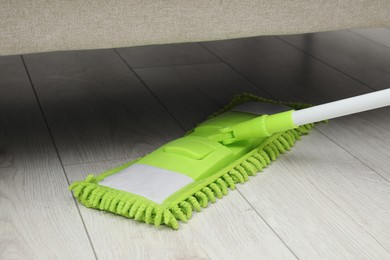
[292,88,390,126]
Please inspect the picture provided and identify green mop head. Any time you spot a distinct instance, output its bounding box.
[69,93,314,229]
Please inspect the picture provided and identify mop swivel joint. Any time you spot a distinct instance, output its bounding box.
[210,110,297,145]
[218,115,271,145]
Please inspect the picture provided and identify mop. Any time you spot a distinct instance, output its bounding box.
[70,89,390,229]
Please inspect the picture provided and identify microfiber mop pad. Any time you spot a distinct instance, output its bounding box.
[69,93,315,229]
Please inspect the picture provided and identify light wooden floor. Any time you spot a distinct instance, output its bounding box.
[1,28,390,260]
